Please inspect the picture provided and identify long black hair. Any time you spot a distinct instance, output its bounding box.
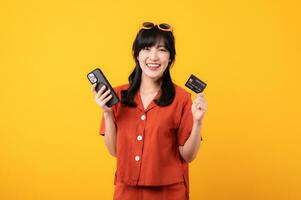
[121,25,176,107]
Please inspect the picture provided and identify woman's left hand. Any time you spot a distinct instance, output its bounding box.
[191,93,207,124]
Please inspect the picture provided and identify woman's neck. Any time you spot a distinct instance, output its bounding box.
[139,74,162,94]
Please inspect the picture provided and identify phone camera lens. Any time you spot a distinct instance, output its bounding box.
[88,73,98,83]
[88,73,94,78]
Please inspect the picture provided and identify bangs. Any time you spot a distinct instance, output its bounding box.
[132,25,175,63]
[136,30,168,50]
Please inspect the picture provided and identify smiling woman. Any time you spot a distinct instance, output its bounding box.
[138,41,170,77]
[139,42,170,71]
[122,25,176,107]
[92,22,207,200]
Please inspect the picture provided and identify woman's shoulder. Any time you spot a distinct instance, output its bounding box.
[111,84,129,109]
[173,83,191,99]
[113,83,129,93]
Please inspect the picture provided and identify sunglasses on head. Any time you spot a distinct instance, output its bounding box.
[141,22,173,32]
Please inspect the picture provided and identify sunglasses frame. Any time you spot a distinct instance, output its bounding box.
[141,22,173,32]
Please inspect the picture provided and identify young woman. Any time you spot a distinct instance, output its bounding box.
[92,22,207,200]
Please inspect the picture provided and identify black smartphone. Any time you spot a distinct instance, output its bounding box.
[87,68,120,107]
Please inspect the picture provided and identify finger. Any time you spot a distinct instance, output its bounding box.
[103,94,113,104]
[96,85,107,98]
[195,97,203,102]
[100,94,113,107]
[195,95,204,101]
[99,89,111,101]
[198,96,207,102]
[193,101,199,107]
[194,99,203,105]
[199,102,207,110]
[196,93,204,98]
[198,96,205,101]
[196,102,206,110]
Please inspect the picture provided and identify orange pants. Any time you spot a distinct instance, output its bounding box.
[113,181,188,200]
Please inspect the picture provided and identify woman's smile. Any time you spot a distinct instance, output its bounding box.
[147,63,161,70]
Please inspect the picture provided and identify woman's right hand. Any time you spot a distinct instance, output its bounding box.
[91,83,113,114]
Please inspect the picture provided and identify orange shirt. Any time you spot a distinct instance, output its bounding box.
[99,83,202,191]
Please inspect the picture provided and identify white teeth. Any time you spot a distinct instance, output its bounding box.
[147,64,160,67]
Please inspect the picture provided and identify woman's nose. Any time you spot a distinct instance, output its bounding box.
[149,50,159,60]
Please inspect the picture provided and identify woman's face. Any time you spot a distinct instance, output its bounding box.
[137,39,171,81]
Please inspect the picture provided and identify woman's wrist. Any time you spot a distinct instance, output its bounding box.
[193,119,203,126]
[104,110,113,118]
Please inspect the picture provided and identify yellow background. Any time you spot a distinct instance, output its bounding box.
[0,0,300,199]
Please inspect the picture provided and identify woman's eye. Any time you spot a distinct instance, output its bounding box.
[160,48,167,52]
[143,47,150,50]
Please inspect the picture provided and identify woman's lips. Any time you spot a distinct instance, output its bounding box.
[147,63,160,71]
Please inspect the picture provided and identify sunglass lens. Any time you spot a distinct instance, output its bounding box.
[143,22,154,28]
[159,23,171,30]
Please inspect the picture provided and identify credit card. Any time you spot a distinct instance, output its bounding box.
[185,74,207,93]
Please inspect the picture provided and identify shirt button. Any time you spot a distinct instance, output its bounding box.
[140,115,146,120]
[135,156,140,161]
[137,135,143,141]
